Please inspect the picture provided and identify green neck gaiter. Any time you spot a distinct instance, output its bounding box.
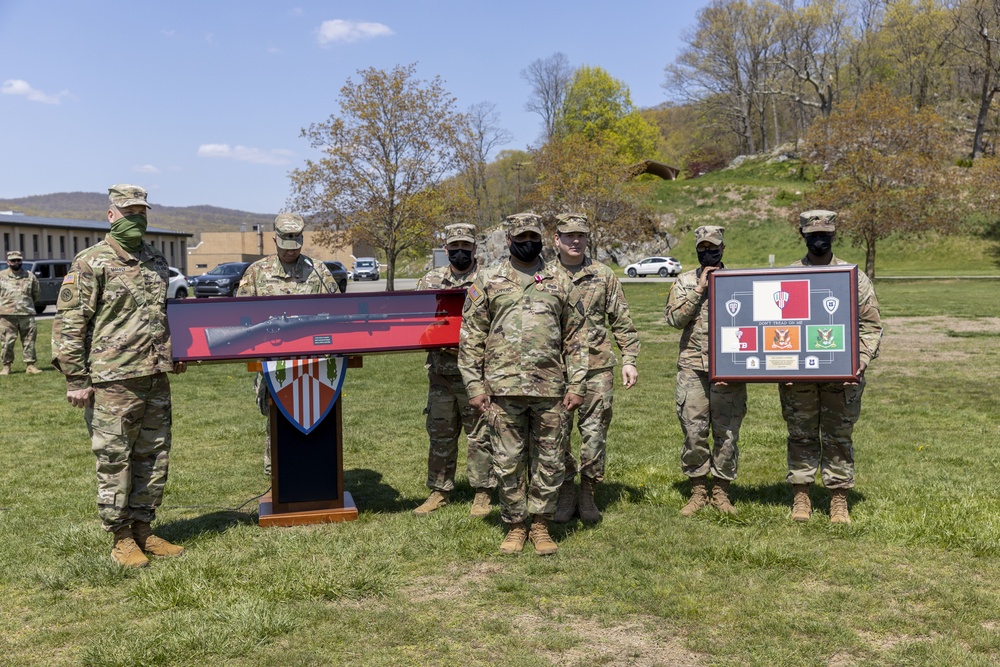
[111,214,148,252]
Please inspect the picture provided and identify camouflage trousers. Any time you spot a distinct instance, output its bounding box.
[779,379,865,489]
[0,314,37,365]
[489,396,569,524]
[562,369,614,483]
[675,368,747,481]
[85,373,172,532]
[423,372,494,492]
[253,372,272,474]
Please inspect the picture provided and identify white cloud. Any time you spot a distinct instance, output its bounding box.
[1,79,69,105]
[133,164,160,174]
[267,46,281,55]
[197,144,294,166]
[161,29,176,38]
[316,20,393,46]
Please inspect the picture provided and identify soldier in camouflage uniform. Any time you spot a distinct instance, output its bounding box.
[236,213,338,475]
[549,213,639,523]
[780,210,882,524]
[459,213,587,556]
[0,250,42,375]
[52,184,187,568]
[665,226,748,516]
[412,223,495,517]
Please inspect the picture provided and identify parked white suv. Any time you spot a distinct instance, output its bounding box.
[625,256,682,278]
[167,267,189,299]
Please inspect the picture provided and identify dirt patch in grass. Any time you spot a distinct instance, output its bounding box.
[403,562,504,604]
[516,613,705,667]
[877,316,1000,377]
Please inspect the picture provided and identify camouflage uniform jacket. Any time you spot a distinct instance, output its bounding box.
[664,266,716,371]
[459,258,588,400]
[0,267,40,315]
[550,257,639,371]
[236,254,336,297]
[416,261,479,376]
[789,255,882,367]
[52,235,174,390]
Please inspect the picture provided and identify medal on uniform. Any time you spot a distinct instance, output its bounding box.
[535,274,544,291]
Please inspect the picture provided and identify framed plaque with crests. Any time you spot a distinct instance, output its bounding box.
[708,266,860,383]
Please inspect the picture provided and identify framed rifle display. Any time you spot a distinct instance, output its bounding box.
[168,289,465,362]
[708,266,860,383]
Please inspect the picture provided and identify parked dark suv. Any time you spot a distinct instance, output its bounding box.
[0,258,72,313]
[323,261,349,293]
[189,262,252,297]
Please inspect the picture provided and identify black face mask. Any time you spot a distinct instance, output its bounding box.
[448,248,473,271]
[509,239,543,263]
[697,248,723,267]
[805,234,833,256]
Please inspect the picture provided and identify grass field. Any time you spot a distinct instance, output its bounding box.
[2,279,999,666]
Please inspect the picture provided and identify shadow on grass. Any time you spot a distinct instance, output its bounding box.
[671,477,867,512]
[345,468,410,514]
[158,509,258,541]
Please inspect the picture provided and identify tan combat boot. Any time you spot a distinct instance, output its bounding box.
[133,521,184,557]
[552,479,576,522]
[25,364,42,375]
[499,521,528,554]
[111,526,149,568]
[413,490,449,516]
[791,484,812,522]
[829,488,851,524]
[0,365,10,376]
[470,488,492,517]
[680,476,709,517]
[528,516,558,556]
[712,479,737,515]
[578,477,601,523]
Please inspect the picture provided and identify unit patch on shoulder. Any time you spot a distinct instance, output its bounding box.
[62,272,76,285]
[57,275,81,310]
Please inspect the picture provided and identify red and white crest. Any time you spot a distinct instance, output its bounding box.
[263,357,347,434]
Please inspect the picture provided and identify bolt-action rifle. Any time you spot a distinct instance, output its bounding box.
[204,310,446,352]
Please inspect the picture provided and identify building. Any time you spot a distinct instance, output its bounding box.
[187,225,371,273]
[0,211,193,273]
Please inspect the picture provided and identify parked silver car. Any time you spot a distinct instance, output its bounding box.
[624,256,682,278]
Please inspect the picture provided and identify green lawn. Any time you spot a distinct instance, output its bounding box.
[2,280,999,666]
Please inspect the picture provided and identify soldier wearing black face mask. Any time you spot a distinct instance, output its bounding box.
[781,210,882,525]
[666,225,748,516]
[413,223,496,518]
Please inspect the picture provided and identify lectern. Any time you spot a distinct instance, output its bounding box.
[167,289,466,526]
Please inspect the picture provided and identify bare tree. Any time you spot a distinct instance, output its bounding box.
[950,0,1000,158]
[521,52,572,142]
[458,102,513,226]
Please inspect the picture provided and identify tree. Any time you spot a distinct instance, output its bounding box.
[557,65,660,162]
[456,102,513,227]
[804,84,952,278]
[521,53,572,142]
[526,133,657,257]
[950,0,1000,158]
[881,0,956,109]
[287,64,464,290]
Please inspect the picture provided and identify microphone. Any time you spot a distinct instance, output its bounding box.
[302,256,335,294]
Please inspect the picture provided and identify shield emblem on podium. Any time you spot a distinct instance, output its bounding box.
[264,357,347,434]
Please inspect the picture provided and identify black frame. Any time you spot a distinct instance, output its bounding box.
[708,266,860,382]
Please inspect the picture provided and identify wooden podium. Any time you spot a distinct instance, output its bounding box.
[256,357,361,527]
[167,289,466,528]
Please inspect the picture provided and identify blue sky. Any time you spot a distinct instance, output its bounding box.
[0,1,709,214]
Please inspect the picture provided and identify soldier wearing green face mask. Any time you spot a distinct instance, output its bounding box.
[52,184,188,569]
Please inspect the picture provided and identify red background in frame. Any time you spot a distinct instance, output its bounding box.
[168,289,465,362]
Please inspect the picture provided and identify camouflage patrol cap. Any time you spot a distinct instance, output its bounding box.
[555,213,590,234]
[694,225,724,246]
[505,212,543,236]
[444,223,476,245]
[6,250,23,261]
[108,184,151,209]
[274,213,304,249]
[799,210,837,233]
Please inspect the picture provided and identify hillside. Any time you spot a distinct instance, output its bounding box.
[647,154,999,277]
[0,192,276,238]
